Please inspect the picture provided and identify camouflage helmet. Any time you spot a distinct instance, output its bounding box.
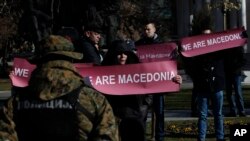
[29,35,83,63]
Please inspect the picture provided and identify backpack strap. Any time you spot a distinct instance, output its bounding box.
[65,85,95,123]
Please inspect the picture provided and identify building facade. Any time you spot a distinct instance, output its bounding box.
[175,0,249,53]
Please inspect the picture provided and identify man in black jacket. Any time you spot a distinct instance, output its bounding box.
[187,29,226,141]
[76,23,104,65]
[135,22,165,141]
[135,22,162,46]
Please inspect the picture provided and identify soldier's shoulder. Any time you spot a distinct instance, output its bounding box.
[79,86,106,101]
[81,86,99,95]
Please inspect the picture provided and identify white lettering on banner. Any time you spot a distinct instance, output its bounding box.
[182,33,241,51]
[193,40,206,49]
[92,71,176,85]
[14,67,29,77]
[207,33,241,46]
[182,43,192,51]
[118,71,175,84]
[95,75,116,85]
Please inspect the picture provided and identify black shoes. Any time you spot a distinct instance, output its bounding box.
[208,110,213,117]
[225,112,237,117]
[217,139,226,141]
[198,139,225,141]
[225,111,247,117]
[239,111,247,117]
[191,112,198,117]
[191,110,213,117]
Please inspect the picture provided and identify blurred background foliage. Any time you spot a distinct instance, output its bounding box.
[0,0,176,77]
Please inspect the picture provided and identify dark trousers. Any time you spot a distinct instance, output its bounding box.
[153,94,165,141]
[191,88,198,115]
[226,74,245,114]
[119,117,145,141]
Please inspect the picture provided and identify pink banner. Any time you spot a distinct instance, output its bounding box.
[11,58,179,95]
[10,58,36,87]
[180,27,248,57]
[136,42,177,62]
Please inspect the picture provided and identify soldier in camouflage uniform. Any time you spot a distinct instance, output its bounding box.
[0,35,119,141]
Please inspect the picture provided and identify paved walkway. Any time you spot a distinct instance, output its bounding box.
[163,108,250,121]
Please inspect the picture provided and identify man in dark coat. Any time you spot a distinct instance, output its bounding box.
[135,22,162,46]
[135,22,165,141]
[186,29,225,141]
[76,23,104,65]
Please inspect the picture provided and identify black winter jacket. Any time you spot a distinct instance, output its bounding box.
[224,47,246,75]
[187,51,225,93]
[76,37,104,65]
[102,40,149,119]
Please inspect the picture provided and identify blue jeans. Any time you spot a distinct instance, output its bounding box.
[197,90,224,141]
[226,74,245,114]
[153,94,165,141]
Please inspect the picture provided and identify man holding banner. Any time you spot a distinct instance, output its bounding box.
[136,21,166,141]
[180,27,247,141]
[182,28,226,141]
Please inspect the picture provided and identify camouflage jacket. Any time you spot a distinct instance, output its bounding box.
[0,60,119,141]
